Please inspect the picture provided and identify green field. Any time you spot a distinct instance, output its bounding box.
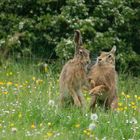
[0,60,140,140]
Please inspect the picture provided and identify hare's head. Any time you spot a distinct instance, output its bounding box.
[74,30,90,64]
[97,46,116,66]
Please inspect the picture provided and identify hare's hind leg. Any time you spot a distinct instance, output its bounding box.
[105,95,118,110]
[110,96,118,110]
[69,88,82,107]
[59,92,66,107]
[77,90,86,107]
[59,92,74,107]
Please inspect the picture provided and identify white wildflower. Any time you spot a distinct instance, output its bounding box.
[85,114,88,117]
[48,100,55,107]
[11,127,17,133]
[2,130,5,133]
[90,113,98,121]
[67,116,71,119]
[130,117,137,125]
[102,137,107,140]
[88,123,96,130]
[126,120,129,124]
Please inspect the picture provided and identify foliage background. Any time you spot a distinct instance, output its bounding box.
[0,0,140,74]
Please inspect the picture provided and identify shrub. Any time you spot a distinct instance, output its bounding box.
[0,0,140,74]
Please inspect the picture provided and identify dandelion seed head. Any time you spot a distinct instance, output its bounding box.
[89,123,96,130]
[90,113,98,121]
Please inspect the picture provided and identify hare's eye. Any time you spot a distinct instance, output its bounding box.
[79,49,83,53]
[108,54,112,58]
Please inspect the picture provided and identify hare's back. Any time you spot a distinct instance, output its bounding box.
[60,60,79,81]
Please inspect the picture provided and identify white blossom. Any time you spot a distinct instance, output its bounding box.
[48,100,55,107]
[11,127,17,133]
[130,117,137,125]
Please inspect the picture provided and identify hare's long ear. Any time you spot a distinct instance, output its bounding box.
[110,45,116,54]
[74,30,83,53]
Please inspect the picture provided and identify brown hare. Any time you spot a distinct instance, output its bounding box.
[59,30,90,107]
[88,46,118,111]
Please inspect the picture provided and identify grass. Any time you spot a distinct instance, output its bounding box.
[0,60,140,140]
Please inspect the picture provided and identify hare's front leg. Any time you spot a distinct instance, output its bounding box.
[110,96,118,110]
[89,85,107,95]
[90,95,97,112]
[69,89,82,107]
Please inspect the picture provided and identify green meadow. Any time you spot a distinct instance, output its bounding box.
[0,60,140,140]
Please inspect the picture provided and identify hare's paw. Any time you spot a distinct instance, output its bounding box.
[74,98,82,107]
[89,87,101,96]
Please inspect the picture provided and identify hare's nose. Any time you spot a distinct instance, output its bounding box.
[98,58,102,62]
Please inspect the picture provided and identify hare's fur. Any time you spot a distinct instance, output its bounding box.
[88,46,118,111]
[59,30,90,107]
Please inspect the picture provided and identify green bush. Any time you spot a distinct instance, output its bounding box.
[0,0,140,74]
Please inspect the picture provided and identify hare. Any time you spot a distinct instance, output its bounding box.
[88,46,118,111]
[59,30,90,107]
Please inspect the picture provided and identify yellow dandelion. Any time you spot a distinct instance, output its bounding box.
[40,123,43,127]
[131,102,135,106]
[47,132,53,137]
[31,124,36,129]
[83,130,87,134]
[0,82,4,85]
[121,92,125,96]
[75,124,80,128]
[86,131,91,136]
[124,106,127,110]
[87,97,90,101]
[23,83,26,86]
[9,72,13,75]
[15,84,19,87]
[7,82,13,85]
[118,102,123,107]
[36,79,43,84]
[18,113,22,118]
[83,129,91,136]
[117,107,123,111]
[131,105,137,109]
[32,77,36,81]
[44,66,48,73]
[138,96,140,100]
[10,123,14,127]
[6,72,13,76]
[3,91,8,94]
[48,122,52,127]
[126,95,130,98]
[134,95,138,99]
